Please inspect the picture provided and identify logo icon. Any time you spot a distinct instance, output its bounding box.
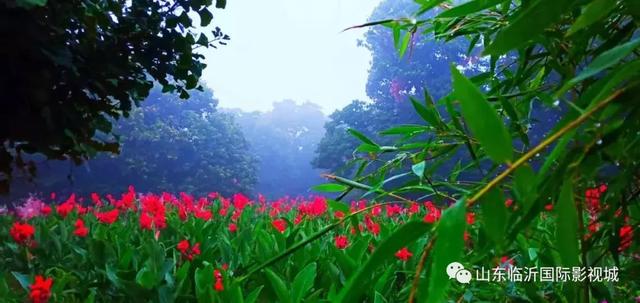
[446,262,472,284]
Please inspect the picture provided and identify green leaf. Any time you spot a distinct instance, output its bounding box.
[245,285,264,303]
[558,38,640,95]
[291,263,317,303]
[379,124,428,135]
[356,143,381,153]
[398,31,412,58]
[337,221,431,302]
[484,0,575,55]
[480,188,508,245]
[11,272,30,291]
[199,8,213,27]
[412,161,426,179]
[567,0,617,36]
[436,0,505,18]
[513,164,537,213]
[264,269,291,303]
[135,265,157,289]
[423,200,466,303]
[195,263,214,303]
[410,97,441,128]
[312,183,348,193]
[347,128,378,146]
[451,66,513,163]
[16,0,47,7]
[556,180,580,301]
[556,181,580,267]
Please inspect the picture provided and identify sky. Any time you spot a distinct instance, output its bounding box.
[201,0,382,114]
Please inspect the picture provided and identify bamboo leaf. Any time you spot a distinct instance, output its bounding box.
[484,0,575,55]
[558,38,640,95]
[567,0,617,36]
[423,200,466,303]
[312,183,348,193]
[451,66,513,163]
[437,0,506,18]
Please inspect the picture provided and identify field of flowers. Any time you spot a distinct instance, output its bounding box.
[0,185,637,302]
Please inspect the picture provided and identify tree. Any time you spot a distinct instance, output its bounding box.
[314,0,475,173]
[0,0,229,193]
[5,87,257,199]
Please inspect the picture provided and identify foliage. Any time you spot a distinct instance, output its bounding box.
[314,0,640,301]
[5,87,257,198]
[0,0,229,193]
[229,100,327,198]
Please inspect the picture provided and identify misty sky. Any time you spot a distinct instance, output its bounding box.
[202,0,381,114]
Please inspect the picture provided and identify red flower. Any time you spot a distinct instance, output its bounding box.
[30,275,53,303]
[177,240,190,254]
[73,219,89,237]
[56,196,76,218]
[395,247,413,261]
[95,209,119,224]
[194,208,212,221]
[177,240,200,260]
[466,212,475,225]
[619,225,633,252]
[213,269,224,291]
[423,202,441,223]
[272,219,287,233]
[41,205,51,216]
[228,223,237,233]
[214,278,224,291]
[408,202,420,215]
[505,199,513,208]
[334,235,349,249]
[191,243,201,256]
[499,256,514,268]
[544,204,554,211]
[334,211,345,219]
[10,222,35,244]
[139,212,153,230]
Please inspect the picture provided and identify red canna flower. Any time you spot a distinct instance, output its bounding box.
[272,218,287,233]
[29,275,53,303]
[395,247,413,261]
[423,202,441,223]
[228,223,237,233]
[41,205,51,216]
[213,269,224,291]
[139,212,153,230]
[334,235,349,249]
[177,240,190,254]
[505,199,513,208]
[191,243,201,256]
[408,202,420,215]
[95,209,119,224]
[466,212,475,225]
[73,219,89,237]
[10,222,35,244]
[619,225,633,252]
[56,195,76,218]
[214,278,224,291]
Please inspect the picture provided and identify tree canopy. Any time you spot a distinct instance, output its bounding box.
[0,0,228,193]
